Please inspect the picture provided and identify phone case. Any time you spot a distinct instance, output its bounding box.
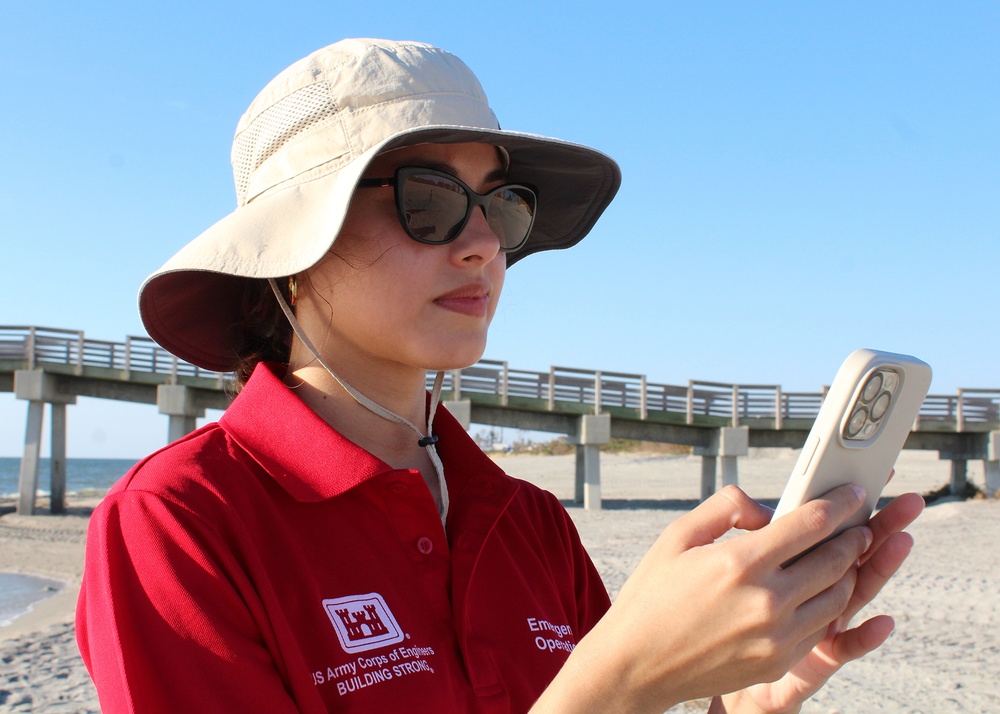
[772,349,932,535]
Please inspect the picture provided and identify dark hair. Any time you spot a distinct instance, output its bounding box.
[232,278,293,390]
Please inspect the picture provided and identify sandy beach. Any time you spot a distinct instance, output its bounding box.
[0,448,996,713]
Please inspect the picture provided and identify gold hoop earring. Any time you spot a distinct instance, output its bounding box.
[287,276,298,306]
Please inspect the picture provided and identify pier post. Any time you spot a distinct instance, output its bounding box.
[939,448,969,495]
[157,385,205,443]
[17,401,44,516]
[949,459,968,495]
[50,403,67,514]
[696,426,749,501]
[571,414,611,510]
[986,431,1000,498]
[939,443,990,496]
[14,370,77,515]
[700,455,718,501]
[442,400,472,430]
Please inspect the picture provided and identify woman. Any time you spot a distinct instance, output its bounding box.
[77,38,923,713]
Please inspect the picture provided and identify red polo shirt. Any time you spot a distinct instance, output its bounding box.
[77,363,610,713]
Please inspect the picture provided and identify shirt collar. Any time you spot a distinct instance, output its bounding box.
[218,362,516,507]
[220,362,397,501]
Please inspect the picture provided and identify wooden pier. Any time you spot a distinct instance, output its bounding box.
[3,326,998,513]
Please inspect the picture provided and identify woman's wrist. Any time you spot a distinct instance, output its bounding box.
[529,636,633,712]
[529,613,687,714]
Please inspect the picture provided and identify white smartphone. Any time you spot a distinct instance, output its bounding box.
[772,348,932,539]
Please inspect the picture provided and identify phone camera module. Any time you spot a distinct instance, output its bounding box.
[843,368,899,442]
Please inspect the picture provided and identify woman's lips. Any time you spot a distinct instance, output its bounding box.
[434,286,490,317]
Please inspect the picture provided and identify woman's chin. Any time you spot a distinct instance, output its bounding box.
[422,342,488,373]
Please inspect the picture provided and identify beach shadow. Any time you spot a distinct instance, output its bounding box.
[559,495,901,513]
[0,504,94,518]
[560,498,703,511]
[61,505,96,517]
[758,496,900,511]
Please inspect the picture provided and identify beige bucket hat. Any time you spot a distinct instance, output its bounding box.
[139,38,621,372]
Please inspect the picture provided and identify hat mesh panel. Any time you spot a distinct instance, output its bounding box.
[232,83,338,205]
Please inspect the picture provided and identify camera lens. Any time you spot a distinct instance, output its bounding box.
[862,372,883,403]
[847,405,868,438]
[871,391,891,421]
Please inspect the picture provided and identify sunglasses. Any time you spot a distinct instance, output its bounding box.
[356,167,537,252]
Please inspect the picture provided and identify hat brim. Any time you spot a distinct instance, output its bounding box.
[139,125,620,373]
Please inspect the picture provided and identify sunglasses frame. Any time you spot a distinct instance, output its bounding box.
[357,167,537,252]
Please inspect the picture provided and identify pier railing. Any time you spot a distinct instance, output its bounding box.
[0,326,226,384]
[3,326,999,432]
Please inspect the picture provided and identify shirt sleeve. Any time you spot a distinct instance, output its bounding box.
[76,489,302,714]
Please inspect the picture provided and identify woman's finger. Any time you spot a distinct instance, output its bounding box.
[667,485,773,552]
[838,531,914,628]
[861,492,923,566]
[758,483,867,568]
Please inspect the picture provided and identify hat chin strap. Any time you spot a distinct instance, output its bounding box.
[267,278,449,524]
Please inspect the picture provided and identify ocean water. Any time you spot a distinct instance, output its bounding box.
[0,573,64,626]
[0,458,132,626]
[0,457,136,497]
[0,458,134,628]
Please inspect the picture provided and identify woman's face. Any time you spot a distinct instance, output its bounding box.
[294,142,508,379]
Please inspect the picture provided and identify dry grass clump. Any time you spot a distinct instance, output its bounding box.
[477,430,693,457]
[922,480,988,504]
[601,439,693,456]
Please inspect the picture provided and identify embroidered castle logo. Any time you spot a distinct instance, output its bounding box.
[322,593,405,653]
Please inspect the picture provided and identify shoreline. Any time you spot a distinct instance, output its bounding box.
[0,503,95,645]
[0,450,996,713]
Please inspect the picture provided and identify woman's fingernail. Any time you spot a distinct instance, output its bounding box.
[852,484,867,502]
[862,526,874,549]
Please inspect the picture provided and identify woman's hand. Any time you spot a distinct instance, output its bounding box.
[713,491,924,714]
[532,483,878,713]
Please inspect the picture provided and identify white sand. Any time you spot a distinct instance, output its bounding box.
[0,502,96,713]
[0,449,996,713]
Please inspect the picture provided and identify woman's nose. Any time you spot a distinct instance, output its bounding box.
[451,206,501,264]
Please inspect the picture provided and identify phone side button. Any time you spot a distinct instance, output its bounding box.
[799,435,821,474]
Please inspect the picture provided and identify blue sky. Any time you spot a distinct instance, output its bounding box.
[2,1,998,458]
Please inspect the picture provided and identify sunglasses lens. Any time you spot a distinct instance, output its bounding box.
[487,188,535,251]
[397,170,536,250]
[400,173,468,242]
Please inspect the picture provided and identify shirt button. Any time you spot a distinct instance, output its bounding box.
[416,536,434,555]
